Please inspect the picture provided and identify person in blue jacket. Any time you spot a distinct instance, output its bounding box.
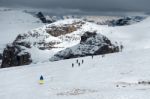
[40,75,44,80]
[39,75,44,84]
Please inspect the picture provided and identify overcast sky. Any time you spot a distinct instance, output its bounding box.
[0,0,150,13]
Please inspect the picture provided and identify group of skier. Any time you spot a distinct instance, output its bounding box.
[72,59,84,68]
[71,54,106,68]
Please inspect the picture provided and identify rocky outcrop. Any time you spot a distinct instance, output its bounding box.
[13,31,61,50]
[50,31,121,61]
[12,20,84,50]
[0,19,85,68]
[1,44,32,68]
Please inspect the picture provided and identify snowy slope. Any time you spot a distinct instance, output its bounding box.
[0,9,150,98]
[0,8,43,53]
[0,48,150,99]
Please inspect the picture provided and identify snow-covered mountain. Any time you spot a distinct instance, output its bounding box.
[35,11,146,26]
[33,11,122,25]
[1,18,124,67]
[66,16,146,26]
[1,14,150,67]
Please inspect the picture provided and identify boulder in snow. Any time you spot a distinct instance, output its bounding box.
[50,31,120,61]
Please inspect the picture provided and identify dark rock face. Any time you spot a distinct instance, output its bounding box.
[1,44,32,68]
[94,45,119,55]
[80,31,97,43]
[36,12,47,23]
[0,53,2,60]
[36,12,53,23]
[50,31,121,61]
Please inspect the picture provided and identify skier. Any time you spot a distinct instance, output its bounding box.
[120,45,124,52]
[102,54,105,58]
[116,85,119,87]
[76,59,79,63]
[82,59,84,64]
[39,75,44,84]
[72,63,74,68]
[92,55,94,59]
[78,63,80,66]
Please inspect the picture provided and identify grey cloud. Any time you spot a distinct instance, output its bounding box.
[0,0,150,12]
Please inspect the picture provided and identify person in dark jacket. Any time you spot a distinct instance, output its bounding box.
[82,59,84,64]
[76,59,79,63]
[78,63,80,66]
[72,63,74,68]
[92,55,94,59]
